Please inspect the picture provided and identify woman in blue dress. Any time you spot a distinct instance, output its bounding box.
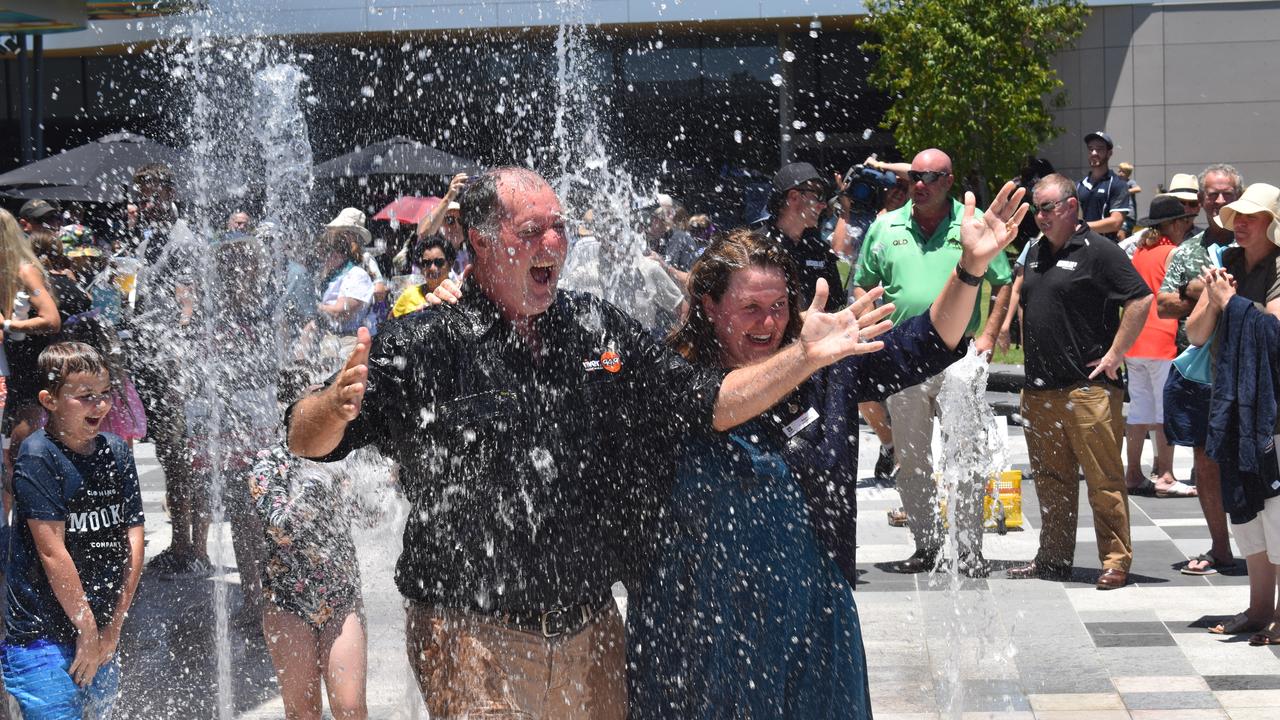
[627,183,1027,718]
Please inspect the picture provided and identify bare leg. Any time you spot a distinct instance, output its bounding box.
[859,401,893,447]
[1246,552,1277,620]
[263,604,324,720]
[320,611,369,720]
[1151,425,1177,483]
[1124,424,1147,487]
[1185,449,1234,573]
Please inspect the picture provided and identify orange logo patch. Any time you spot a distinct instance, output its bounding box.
[600,350,622,373]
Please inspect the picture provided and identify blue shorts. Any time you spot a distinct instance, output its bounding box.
[1163,366,1211,448]
[1,639,120,720]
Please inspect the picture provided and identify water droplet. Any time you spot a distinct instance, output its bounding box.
[863,128,873,140]
[733,130,743,144]
[815,131,826,143]
[360,85,375,98]
[655,40,664,49]
[770,73,783,87]
[782,50,796,63]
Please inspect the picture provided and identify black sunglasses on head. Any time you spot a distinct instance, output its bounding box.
[907,170,951,185]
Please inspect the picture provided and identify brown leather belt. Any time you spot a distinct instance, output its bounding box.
[491,595,613,639]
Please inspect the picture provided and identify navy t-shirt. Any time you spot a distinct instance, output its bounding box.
[6,430,144,645]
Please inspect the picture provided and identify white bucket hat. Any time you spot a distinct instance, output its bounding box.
[1165,173,1199,202]
[326,207,372,245]
[1216,182,1280,247]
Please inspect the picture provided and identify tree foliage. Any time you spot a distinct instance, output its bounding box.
[863,0,1089,198]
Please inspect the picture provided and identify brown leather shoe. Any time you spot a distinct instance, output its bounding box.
[1096,568,1128,590]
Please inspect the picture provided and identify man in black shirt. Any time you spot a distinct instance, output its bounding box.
[1010,173,1152,590]
[1076,131,1131,240]
[287,167,891,717]
[763,162,848,311]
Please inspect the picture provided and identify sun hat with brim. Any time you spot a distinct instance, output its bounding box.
[1138,195,1199,228]
[1166,173,1199,202]
[326,207,373,245]
[1215,182,1280,247]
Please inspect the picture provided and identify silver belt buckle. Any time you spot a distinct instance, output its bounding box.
[541,608,566,639]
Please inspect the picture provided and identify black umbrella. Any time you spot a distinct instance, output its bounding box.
[313,136,480,180]
[0,132,181,203]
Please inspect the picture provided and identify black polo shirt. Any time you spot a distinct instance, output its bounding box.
[1076,169,1131,240]
[1020,223,1151,390]
[764,223,848,311]
[310,280,722,612]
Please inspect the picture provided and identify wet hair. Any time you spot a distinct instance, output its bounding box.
[1034,174,1078,205]
[667,227,803,366]
[0,208,45,316]
[1199,163,1244,197]
[459,167,549,242]
[133,162,174,189]
[38,342,110,394]
[29,228,73,273]
[417,233,457,267]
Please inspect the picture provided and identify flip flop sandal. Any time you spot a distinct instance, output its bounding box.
[1248,626,1280,646]
[887,508,909,527]
[1127,479,1158,497]
[1182,551,1234,576]
[1209,612,1267,635]
[1156,480,1198,498]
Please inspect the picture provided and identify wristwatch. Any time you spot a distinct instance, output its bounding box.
[955,262,983,287]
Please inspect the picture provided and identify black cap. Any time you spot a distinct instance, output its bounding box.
[771,162,828,195]
[18,198,61,223]
[1138,195,1199,227]
[1084,131,1114,150]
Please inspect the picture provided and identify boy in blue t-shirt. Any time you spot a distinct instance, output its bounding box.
[3,342,145,719]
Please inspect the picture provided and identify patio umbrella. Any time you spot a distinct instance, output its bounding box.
[0,132,181,203]
[1,184,101,203]
[314,136,480,180]
[372,196,442,226]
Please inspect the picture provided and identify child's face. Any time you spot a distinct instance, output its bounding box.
[39,371,113,447]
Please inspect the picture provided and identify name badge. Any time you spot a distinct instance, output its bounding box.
[1056,259,1078,270]
[805,259,826,268]
[783,407,820,438]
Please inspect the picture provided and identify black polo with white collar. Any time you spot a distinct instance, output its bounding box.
[1020,222,1151,390]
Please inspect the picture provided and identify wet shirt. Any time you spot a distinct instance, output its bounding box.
[1020,224,1152,390]
[6,431,144,645]
[310,280,722,612]
[854,198,1011,334]
[764,224,848,311]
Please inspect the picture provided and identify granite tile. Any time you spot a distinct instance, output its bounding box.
[1027,692,1126,711]
[1112,676,1210,693]
[1093,633,1178,648]
[1129,711,1228,720]
[1121,691,1221,709]
[1214,688,1280,708]
[1203,674,1280,691]
[1096,646,1199,677]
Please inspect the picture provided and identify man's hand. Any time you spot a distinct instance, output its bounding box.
[1087,351,1124,381]
[99,624,122,662]
[1204,268,1237,310]
[326,327,371,422]
[959,181,1028,271]
[446,172,468,198]
[996,328,1011,353]
[424,276,465,306]
[800,280,894,369]
[70,626,103,688]
[974,334,995,358]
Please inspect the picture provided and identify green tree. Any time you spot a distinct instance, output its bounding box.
[863,0,1089,198]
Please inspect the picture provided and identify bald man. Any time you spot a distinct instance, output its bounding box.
[853,148,1013,576]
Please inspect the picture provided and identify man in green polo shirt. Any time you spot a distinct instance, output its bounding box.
[854,148,1013,576]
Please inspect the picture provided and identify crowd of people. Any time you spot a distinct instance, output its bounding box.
[0,124,1276,720]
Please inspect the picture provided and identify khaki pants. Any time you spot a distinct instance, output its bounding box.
[1021,383,1133,571]
[886,372,986,555]
[405,601,626,720]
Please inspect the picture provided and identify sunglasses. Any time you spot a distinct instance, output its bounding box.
[1034,198,1069,214]
[444,216,458,226]
[907,170,951,185]
[422,258,449,269]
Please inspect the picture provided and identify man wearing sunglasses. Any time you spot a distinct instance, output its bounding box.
[854,148,1013,577]
[1156,164,1245,578]
[763,162,848,312]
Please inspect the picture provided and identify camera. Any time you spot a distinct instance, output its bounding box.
[840,164,899,209]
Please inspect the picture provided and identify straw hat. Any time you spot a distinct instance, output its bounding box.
[1165,173,1199,202]
[326,207,372,245]
[1216,182,1280,247]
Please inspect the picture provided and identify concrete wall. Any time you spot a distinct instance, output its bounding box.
[1046,1,1280,218]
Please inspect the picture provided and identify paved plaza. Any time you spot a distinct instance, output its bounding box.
[114,414,1280,719]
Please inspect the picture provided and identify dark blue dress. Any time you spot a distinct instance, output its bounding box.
[628,420,873,719]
